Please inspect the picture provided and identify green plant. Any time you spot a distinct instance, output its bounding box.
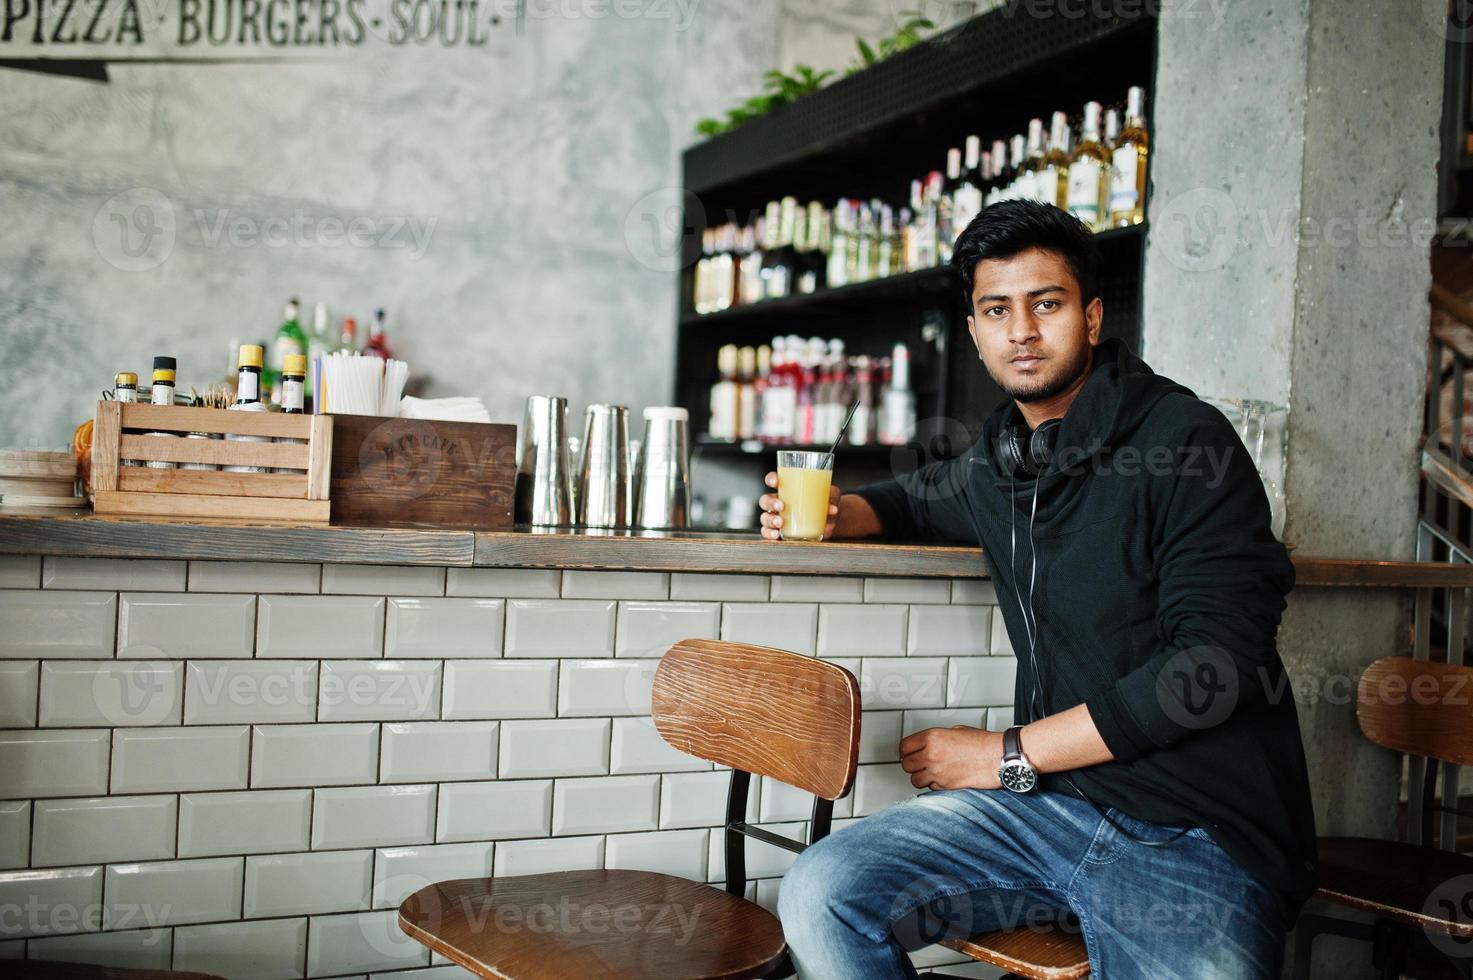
[696,64,834,138]
[849,12,935,74]
[694,11,936,139]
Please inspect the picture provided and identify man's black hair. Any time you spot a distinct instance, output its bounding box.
[950,199,1099,310]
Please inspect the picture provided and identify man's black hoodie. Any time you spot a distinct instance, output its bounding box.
[854,337,1318,926]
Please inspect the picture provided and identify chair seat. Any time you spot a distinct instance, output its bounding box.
[1316,835,1473,936]
[942,926,1091,980]
[398,869,787,980]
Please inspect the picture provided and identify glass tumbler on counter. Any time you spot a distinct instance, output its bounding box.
[776,450,834,542]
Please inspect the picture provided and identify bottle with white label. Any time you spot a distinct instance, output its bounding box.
[1109,86,1149,227]
[1068,101,1111,231]
[273,353,308,474]
[1022,119,1047,203]
[879,343,917,446]
[707,345,740,441]
[225,344,271,474]
[1040,111,1072,209]
[144,357,178,470]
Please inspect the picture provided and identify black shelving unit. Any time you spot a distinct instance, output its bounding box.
[673,1,1159,472]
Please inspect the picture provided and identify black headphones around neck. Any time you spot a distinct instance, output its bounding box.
[997,417,1063,479]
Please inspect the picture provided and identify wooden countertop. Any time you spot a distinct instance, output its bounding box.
[0,510,987,578]
[1,510,1465,587]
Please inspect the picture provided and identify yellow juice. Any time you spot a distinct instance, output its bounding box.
[777,466,833,541]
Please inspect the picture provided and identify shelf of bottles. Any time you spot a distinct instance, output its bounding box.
[701,333,922,455]
[689,86,1150,322]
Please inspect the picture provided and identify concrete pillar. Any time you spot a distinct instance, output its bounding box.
[1143,0,1446,971]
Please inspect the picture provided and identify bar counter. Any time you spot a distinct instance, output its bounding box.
[0,509,1455,975]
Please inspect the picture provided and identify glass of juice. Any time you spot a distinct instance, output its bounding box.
[776,450,835,541]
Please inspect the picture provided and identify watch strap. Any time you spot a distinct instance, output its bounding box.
[1003,725,1024,761]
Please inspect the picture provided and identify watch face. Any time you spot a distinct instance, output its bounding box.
[999,761,1037,793]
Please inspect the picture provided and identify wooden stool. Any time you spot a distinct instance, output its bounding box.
[1293,656,1473,979]
[398,638,861,979]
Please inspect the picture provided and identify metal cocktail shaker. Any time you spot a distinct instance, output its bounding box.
[577,404,631,529]
[514,395,574,527]
[633,406,690,529]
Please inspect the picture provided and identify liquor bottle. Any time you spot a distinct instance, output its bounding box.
[365,308,393,360]
[144,356,177,471]
[854,202,875,284]
[824,338,848,442]
[694,228,714,315]
[760,336,793,444]
[339,315,358,353]
[307,302,331,403]
[1104,106,1121,149]
[273,353,308,474]
[953,135,984,233]
[708,344,740,441]
[828,200,853,289]
[1040,111,1072,208]
[901,181,923,270]
[716,225,734,310]
[280,354,306,414]
[225,344,270,474]
[989,138,1013,204]
[737,346,759,441]
[879,343,917,446]
[114,372,138,404]
[794,203,820,294]
[114,373,140,468]
[740,223,765,305]
[877,205,896,279]
[1007,134,1029,201]
[937,148,962,263]
[1109,87,1149,227]
[810,202,832,291]
[1021,120,1047,202]
[1068,101,1111,231]
[923,171,944,267]
[851,356,874,446]
[748,344,772,442]
[269,299,307,399]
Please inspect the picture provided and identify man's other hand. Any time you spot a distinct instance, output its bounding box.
[899,726,1004,791]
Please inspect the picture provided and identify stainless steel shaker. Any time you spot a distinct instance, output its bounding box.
[577,405,631,529]
[514,395,574,526]
[633,406,691,529]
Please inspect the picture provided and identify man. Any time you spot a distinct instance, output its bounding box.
[758,200,1316,978]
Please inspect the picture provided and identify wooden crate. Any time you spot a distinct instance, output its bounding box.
[329,414,516,528]
[90,401,333,522]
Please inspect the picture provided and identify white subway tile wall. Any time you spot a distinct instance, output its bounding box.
[0,559,1006,975]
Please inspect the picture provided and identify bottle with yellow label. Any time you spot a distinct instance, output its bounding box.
[144,357,177,470]
[273,354,308,475]
[114,373,140,468]
[225,344,270,474]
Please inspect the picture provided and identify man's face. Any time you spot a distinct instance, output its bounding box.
[965,247,1103,403]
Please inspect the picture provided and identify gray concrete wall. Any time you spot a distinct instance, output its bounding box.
[0,1,790,450]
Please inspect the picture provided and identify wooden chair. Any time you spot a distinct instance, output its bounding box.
[397,637,861,979]
[1292,656,1473,979]
[939,925,1090,979]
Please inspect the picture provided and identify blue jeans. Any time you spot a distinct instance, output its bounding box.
[777,789,1284,979]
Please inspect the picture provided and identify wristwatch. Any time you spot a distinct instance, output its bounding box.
[997,725,1038,793]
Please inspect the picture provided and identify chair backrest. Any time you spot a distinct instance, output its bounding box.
[1357,656,1473,766]
[652,638,861,800]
